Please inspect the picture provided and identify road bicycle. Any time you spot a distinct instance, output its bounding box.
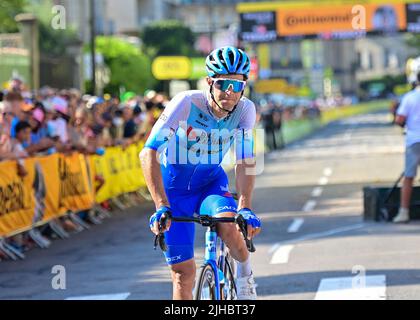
[154,210,255,300]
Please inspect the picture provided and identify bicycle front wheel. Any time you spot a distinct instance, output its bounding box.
[194,264,217,300]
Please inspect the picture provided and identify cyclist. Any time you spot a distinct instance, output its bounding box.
[140,46,261,300]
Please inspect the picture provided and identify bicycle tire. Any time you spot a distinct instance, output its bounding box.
[194,264,217,300]
[222,255,237,300]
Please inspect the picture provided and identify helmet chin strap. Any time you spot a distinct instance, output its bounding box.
[209,83,243,117]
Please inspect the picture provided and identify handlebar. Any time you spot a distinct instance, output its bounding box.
[153,214,256,253]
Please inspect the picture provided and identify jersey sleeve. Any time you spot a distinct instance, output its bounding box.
[396,93,412,117]
[144,92,190,152]
[235,100,257,160]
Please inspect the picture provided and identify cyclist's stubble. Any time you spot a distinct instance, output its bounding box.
[207,74,244,116]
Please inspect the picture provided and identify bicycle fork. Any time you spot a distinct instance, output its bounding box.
[204,227,225,300]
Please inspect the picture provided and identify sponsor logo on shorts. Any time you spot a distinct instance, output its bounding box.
[216,206,237,212]
[166,255,182,263]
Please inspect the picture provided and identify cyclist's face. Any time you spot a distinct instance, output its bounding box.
[207,74,245,111]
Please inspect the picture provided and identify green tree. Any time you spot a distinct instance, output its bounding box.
[23,0,79,55]
[141,20,197,57]
[38,21,78,56]
[91,36,155,95]
[0,0,27,33]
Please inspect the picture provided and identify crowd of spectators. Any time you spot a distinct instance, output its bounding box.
[0,77,168,163]
[0,76,168,259]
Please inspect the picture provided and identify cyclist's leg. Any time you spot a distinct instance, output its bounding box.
[164,189,199,300]
[198,173,249,263]
[199,172,257,300]
[170,259,196,300]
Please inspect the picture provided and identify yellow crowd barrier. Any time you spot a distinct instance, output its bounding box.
[0,141,148,238]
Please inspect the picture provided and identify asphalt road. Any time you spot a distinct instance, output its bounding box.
[1,110,420,300]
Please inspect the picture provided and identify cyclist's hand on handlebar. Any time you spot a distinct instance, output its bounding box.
[237,208,261,240]
[149,206,172,235]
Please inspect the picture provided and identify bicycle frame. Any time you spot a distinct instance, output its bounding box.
[154,214,254,300]
[203,225,228,300]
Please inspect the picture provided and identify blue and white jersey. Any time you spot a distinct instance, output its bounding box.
[144,90,256,190]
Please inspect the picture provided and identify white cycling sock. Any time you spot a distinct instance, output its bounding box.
[398,207,409,215]
[236,256,252,278]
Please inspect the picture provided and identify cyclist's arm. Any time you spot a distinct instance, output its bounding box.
[235,158,256,210]
[395,94,411,127]
[395,115,406,127]
[139,93,189,210]
[140,148,169,209]
[235,100,257,211]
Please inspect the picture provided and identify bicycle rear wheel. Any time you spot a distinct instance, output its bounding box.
[194,264,217,300]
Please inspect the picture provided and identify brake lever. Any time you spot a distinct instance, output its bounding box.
[153,234,159,250]
[153,212,171,252]
[236,215,256,253]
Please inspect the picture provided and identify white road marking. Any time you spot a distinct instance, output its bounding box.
[287,218,304,233]
[303,200,317,212]
[65,292,131,300]
[269,243,280,254]
[315,275,386,300]
[318,177,329,185]
[270,223,366,251]
[323,168,333,177]
[270,245,294,264]
[291,223,366,244]
[344,132,352,141]
[311,187,323,197]
[267,153,278,160]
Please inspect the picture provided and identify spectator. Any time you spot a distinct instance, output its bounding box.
[68,107,95,153]
[97,112,113,147]
[11,121,31,177]
[110,109,124,142]
[9,75,25,93]
[4,92,26,138]
[45,96,74,155]
[29,107,48,144]
[261,101,284,150]
[0,104,18,161]
[26,107,55,155]
[122,106,137,140]
[393,71,420,223]
[139,100,158,140]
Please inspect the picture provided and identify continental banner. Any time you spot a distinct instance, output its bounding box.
[0,159,35,237]
[276,3,406,37]
[238,0,413,40]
